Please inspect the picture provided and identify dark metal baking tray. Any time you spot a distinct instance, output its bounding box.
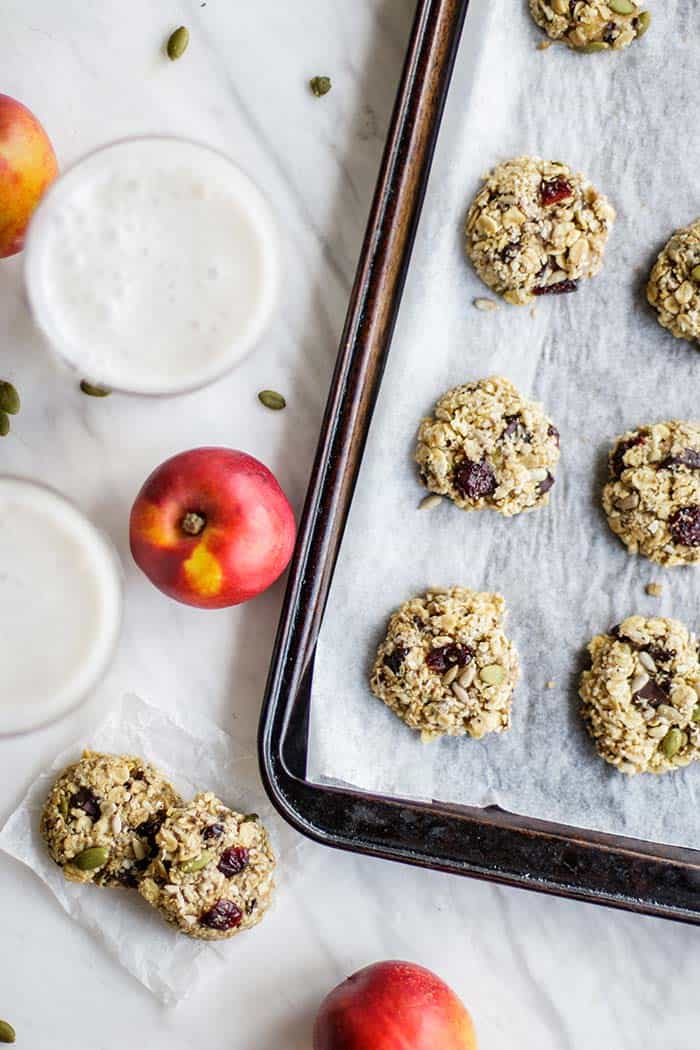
[258,0,700,923]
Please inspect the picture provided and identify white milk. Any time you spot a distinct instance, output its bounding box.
[24,138,279,395]
[0,478,122,735]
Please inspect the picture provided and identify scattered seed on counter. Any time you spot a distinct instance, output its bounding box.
[419,494,442,510]
[546,680,556,689]
[309,76,331,97]
[166,26,190,60]
[473,297,499,312]
[258,389,286,411]
[646,582,663,597]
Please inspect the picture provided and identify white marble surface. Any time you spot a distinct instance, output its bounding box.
[0,2,697,1047]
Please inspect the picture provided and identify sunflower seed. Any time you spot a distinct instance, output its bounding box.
[451,682,470,704]
[442,665,459,687]
[419,494,443,510]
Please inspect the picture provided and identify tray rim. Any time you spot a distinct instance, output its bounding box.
[258,0,700,924]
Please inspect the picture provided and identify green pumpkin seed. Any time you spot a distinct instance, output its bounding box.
[635,10,651,36]
[80,380,111,397]
[0,412,9,437]
[480,664,505,686]
[577,41,609,52]
[690,265,700,283]
[179,850,213,874]
[258,389,286,411]
[0,1020,15,1044]
[241,813,259,823]
[692,704,700,723]
[608,0,635,13]
[309,76,331,97]
[73,846,110,871]
[59,796,70,821]
[660,727,685,759]
[167,25,189,60]
[0,381,20,415]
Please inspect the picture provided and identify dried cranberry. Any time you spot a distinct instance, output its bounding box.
[502,415,530,443]
[547,424,560,447]
[200,899,243,931]
[426,643,474,673]
[533,279,578,296]
[454,459,497,501]
[540,177,573,207]
[610,436,644,479]
[670,505,700,547]
[202,822,225,841]
[538,472,555,495]
[383,646,407,674]
[135,811,166,854]
[632,678,668,707]
[661,448,700,471]
[70,787,101,822]
[217,847,249,878]
[116,868,140,889]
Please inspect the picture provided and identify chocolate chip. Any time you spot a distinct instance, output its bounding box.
[646,646,676,665]
[610,436,644,479]
[538,472,555,495]
[502,415,531,443]
[632,678,669,707]
[383,646,408,674]
[661,448,700,471]
[602,22,617,44]
[670,505,700,547]
[547,423,560,447]
[500,242,519,263]
[202,823,225,841]
[70,787,101,822]
[454,459,497,500]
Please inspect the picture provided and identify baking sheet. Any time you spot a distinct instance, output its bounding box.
[307,0,700,849]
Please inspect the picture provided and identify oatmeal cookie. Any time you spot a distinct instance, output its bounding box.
[529,1,651,52]
[138,793,275,940]
[602,421,700,566]
[647,219,700,345]
[40,750,181,887]
[415,376,560,516]
[465,156,615,305]
[579,616,700,774]
[369,587,520,741]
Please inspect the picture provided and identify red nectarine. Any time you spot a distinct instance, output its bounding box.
[129,447,295,609]
[0,93,57,258]
[313,960,477,1050]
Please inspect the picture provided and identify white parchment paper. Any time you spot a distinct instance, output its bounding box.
[308,0,700,848]
[0,694,306,1004]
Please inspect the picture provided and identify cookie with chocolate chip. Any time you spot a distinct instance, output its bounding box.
[40,750,181,887]
[415,376,560,516]
[138,793,275,940]
[529,1,651,53]
[647,219,700,345]
[579,616,700,774]
[464,156,615,305]
[369,587,520,741]
[602,421,700,566]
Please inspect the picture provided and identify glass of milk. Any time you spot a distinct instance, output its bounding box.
[24,137,280,395]
[0,477,122,735]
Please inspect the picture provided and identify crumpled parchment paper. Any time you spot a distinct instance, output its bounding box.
[0,694,307,1004]
[308,0,700,849]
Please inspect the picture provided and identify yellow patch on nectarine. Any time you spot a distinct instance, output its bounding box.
[132,502,173,548]
[183,542,223,598]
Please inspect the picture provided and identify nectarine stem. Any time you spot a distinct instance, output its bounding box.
[180,511,206,536]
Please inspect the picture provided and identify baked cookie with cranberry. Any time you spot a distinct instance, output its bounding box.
[40,750,181,887]
[138,793,275,940]
[529,1,651,52]
[465,156,615,305]
[602,421,700,566]
[647,219,700,345]
[369,587,520,742]
[579,616,700,774]
[415,376,560,516]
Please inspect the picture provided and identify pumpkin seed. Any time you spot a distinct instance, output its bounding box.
[480,664,505,685]
[0,1020,15,1044]
[691,264,700,283]
[167,25,189,60]
[59,796,69,821]
[241,813,259,823]
[73,845,110,871]
[179,850,213,874]
[577,41,609,52]
[309,75,331,97]
[634,10,651,37]
[692,704,700,723]
[258,389,286,411]
[608,0,635,13]
[80,380,111,397]
[660,727,685,759]
[0,412,9,437]
[0,381,20,415]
